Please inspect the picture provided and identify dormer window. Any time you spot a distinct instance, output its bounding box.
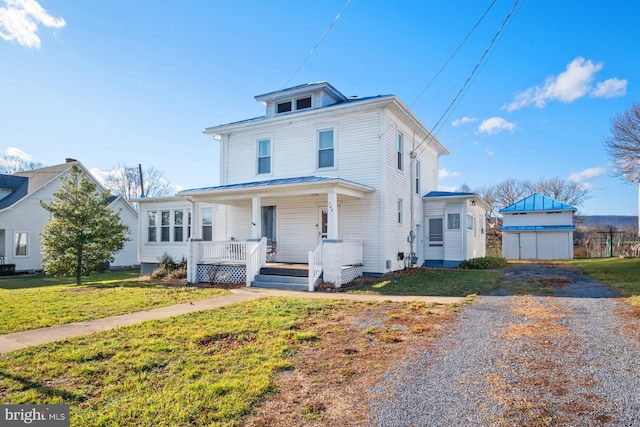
[277,101,292,113]
[296,97,312,110]
[276,96,312,115]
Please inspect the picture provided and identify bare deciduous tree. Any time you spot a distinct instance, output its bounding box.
[604,102,640,177]
[105,163,171,200]
[0,155,43,174]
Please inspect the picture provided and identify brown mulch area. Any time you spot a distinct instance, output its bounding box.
[243,299,459,426]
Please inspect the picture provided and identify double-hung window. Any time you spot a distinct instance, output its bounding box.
[397,131,404,171]
[174,210,185,242]
[397,199,403,224]
[160,210,171,242]
[257,138,271,174]
[318,129,334,168]
[415,160,421,194]
[202,207,213,241]
[148,211,157,242]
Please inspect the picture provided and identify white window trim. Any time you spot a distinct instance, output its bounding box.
[14,231,28,257]
[397,131,404,171]
[316,126,337,170]
[276,94,314,115]
[146,209,191,244]
[256,137,272,176]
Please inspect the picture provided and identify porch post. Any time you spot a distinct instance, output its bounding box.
[327,191,338,239]
[187,199,202,284]
[251,196,261,239]
[191,200,202,240]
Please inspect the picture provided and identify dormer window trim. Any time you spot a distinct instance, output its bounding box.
[276,95,313,115]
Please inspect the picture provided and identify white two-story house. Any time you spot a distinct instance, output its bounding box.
[136,82,487,290]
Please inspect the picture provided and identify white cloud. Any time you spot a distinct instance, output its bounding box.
[451,116,477,127]
[5,146,32,160]
[568,167,606,183]
[439,168,462,179]
[477,117,517,135]
[0,0,65,48]
[590,78,627,99]
[438,184,458,192]
[89,168,110,187]
[485,147,494,156]
[502,57,625,111]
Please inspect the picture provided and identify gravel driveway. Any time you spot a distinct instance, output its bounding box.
[369,263,640,426]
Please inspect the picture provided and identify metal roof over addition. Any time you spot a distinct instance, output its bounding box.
[499,193,577,213]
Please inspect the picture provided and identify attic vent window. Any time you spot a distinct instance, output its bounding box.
[277,101,292,113]
[296,97,312,110]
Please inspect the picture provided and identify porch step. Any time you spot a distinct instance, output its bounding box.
[251,274,309,291]
[259,265,309,277]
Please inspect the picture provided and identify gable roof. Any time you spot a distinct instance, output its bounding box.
[499,193,576,213]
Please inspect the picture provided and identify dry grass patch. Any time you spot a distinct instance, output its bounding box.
[244,300,457,426]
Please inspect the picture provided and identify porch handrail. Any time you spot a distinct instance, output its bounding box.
[246,237,267,286]
[308,241,323,292]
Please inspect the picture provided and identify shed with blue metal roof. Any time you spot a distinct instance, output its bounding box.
[500,193,576,260]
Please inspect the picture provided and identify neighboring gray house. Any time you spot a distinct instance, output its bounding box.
[136,82,489,290]
[0,160,139,273]
[500,193,576,260]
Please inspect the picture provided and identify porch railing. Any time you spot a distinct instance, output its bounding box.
[246,238,267,286]
[199,241,247,262]
[308,241,323,292]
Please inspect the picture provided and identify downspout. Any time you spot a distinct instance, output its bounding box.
[408,132,417,265]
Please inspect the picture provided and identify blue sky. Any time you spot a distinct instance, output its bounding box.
[1,0,639,215]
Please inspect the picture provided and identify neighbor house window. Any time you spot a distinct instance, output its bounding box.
[318,129,334,168]
[202,207,213,241]
[448,213,460,230]
[415,160,421,194]
[397,131,404,171]
[397,199,403,224]
[257,138,271,174]
[160,210,171,242]
[14,232,27,256]
[148,210,157,242]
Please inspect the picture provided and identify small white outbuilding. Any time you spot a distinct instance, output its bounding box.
[500,193,576,260]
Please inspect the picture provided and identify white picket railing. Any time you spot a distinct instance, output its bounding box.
[246,238,267,286]
[198,241,247,262]
[308,241,323,292]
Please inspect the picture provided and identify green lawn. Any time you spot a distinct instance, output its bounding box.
[566,257,640,301]
[345,268,504,297]
[0,297,364,426]
[0,270,229,334]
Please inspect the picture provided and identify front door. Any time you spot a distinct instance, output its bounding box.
[318,208,328,243]
[261,206,276,245]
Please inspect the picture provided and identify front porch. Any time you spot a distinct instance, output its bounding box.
[188,239,364,291]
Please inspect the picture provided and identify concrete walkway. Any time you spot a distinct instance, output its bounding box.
[0,288,463,354]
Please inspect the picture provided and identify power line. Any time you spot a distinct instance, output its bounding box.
[267,0,351,106]
[409,0,498,109]
[415,0,521,158]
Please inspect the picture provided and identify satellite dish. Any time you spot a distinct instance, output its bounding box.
[625,172,640,182]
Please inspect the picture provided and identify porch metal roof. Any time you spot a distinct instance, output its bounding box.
[499,193,577,213]
[178,176,375,198]
[424,191,476,198]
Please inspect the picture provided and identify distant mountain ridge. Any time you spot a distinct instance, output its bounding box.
[577,215,638,229]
